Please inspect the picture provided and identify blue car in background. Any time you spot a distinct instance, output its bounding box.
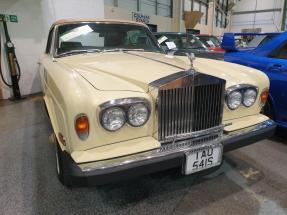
[222,32,287,129]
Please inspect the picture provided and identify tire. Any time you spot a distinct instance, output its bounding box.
[263,100,275,120]
[55,143,72,187]
[43,100,51,120]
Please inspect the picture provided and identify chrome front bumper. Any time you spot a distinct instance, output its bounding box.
[77,119,276,174]
[61,119,275,185]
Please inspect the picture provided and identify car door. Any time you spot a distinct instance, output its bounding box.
[264,43,287,124]
[248,43,287,124]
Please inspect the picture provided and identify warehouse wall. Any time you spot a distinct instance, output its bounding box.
[0,0,46,99]
[0,0,104,99]
[105,1,225,36]
[105,6,174,32]
[230,0,284,32]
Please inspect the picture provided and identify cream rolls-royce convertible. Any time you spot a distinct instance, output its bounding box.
[39,19,276,186]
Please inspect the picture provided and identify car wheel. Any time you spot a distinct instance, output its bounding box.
[55,143,72,187]
[263,100,275,120]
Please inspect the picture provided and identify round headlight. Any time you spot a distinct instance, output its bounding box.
[243,89,257,107]
[128,103,149,127]
[227,91,242,110]
[101,107,126,131]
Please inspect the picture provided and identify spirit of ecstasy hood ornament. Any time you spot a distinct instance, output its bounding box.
[185,53,196,70]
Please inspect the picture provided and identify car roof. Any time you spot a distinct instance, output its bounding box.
[51,19,147,29]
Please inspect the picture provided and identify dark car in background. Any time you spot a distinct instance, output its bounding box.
[154,32,224,60]
[195,34,225,52]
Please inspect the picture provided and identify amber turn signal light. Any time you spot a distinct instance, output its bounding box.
[260,89,269,106]
[75,114,89,140]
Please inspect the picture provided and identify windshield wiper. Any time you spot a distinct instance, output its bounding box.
[56,49,102,57]
[56,48,146,57]
[188,46,206,50]
[103,48,145,52]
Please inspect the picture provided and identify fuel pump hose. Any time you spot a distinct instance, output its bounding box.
[0,22,21,87]
[0,32,12,87]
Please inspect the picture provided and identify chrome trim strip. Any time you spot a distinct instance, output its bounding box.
[222,119,274,138]
[124,51,185,70]
[99,97,150,111]
[160,123,229,143]
[78,119,275,173]
[225,84,258,94]
[149,71,191,88]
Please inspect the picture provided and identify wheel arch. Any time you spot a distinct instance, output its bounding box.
[266,92,277,120]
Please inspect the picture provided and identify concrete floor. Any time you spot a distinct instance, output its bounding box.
[0,96,287,215]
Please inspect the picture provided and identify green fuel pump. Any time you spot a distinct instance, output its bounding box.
[0,14,21,100]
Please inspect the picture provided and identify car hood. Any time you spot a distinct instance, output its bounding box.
[58,51,265,92]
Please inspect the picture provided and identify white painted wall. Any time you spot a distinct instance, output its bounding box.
[230,0,284,32]
[105,1,226,36]
[105,6,173,32]
[0,0,104,99]
[0,0,46,99]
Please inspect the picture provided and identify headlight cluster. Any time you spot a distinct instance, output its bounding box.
[100,98,150,131]
[226,85,258,110]
[243,89,257,107]
[128,103,149,127]
[102,107,126,131]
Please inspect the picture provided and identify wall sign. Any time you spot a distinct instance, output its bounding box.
[132,12,150,24]
[9,15,18,23]
[0,14,18,23]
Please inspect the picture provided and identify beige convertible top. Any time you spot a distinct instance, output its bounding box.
[51,18,146,28]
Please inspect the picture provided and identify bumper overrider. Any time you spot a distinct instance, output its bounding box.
[63,119,276,185]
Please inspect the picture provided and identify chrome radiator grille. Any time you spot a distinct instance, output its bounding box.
[158,82,225,142]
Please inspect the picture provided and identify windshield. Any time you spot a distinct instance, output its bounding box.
[155,34,206,50]
[196,36,221,48]
[246,35,276,48]
[55,23,162,57]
